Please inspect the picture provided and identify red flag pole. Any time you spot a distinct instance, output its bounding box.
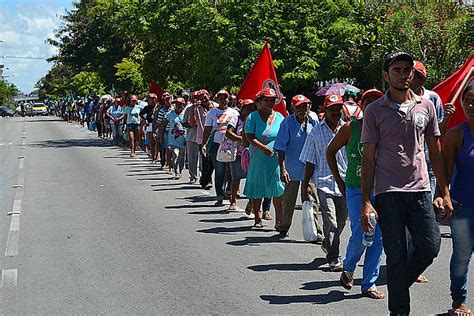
[450,66,473,104]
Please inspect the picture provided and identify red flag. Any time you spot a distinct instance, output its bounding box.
[237,39,288,117]
[433,55,473,129]
[149,80,165,100]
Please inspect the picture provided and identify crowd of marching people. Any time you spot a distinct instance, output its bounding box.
[55,51,473,316]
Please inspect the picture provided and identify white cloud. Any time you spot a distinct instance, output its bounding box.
[0,1,72,93]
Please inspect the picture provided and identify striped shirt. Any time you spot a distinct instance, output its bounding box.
[299,119,347,196]
[154,105,170,124]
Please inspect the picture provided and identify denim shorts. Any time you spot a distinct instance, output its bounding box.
[230,156,247,180]
[126,123,140,132]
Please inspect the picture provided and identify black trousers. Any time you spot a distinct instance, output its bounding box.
[375,191,441,314]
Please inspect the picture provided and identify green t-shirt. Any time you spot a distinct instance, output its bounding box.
[345,120,363,188]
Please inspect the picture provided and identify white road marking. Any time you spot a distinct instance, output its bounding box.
[8,142,13,145]
[5,214,20,257]
[19,159,24,169]
[11,199,21,215]
[0,143,4,146]
[1,269,18,287]
[22,140,26,146]
[12,184,23,188]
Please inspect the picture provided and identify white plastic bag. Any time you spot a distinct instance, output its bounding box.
[302,197,318,242]
[216,137,238,162]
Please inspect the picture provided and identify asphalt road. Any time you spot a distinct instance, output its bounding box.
[0,115,471,315]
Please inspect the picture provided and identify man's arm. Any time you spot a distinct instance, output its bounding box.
[360,143,377,233]
[301,162,315,202]
[426,136,453,216]
[326,122,351,197]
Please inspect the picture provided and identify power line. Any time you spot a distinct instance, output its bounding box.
[1,55,47,60]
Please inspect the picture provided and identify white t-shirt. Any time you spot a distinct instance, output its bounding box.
[204,107,239,144]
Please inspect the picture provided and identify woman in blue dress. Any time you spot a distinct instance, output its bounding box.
[244,88,285,228]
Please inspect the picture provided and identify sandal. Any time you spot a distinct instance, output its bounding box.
[253,221,264,228]
[262,211,273,221]
[362,289,385,300]
[228,204,238,212]
[340,270,354,290]
[449,309,473,316]
[214,200,224,207]
[416,274,428,283]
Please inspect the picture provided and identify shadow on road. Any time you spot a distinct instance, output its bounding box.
[248,257,328,272]
[199,217,250,224]
[166,204,214,209]
[227,234,309,246]
[196,225,265,235]
[260,290,363,305]
[154,185,197,192]
[188,209,230,215]
[28,138,110,148]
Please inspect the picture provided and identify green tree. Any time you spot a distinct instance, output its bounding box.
[0,80,19,108]
[70,71,105,96]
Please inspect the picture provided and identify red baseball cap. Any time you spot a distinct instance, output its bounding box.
[242,99,254,107]
[291,94,311,107]
[162,92,172,99]
[149,93,158,99]
[361,89,383,103]
[414,61,427,79]
[193,89,209,97]
[130,95,139,101]
[215,89,229,98]
[255,87,277,100]
[324,94,343,108]
[174,97,186,105]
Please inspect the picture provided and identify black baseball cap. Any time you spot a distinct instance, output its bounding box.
[383,51,414,71]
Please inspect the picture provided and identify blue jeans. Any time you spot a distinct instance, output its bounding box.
[343,187,383,292]
[375,191,441,314]
[450,205,474,306]
[209,142,228,200]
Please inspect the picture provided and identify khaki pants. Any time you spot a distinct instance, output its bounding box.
[279,180,323,236]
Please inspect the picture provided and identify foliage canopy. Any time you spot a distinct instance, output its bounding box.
[38,0,473,100]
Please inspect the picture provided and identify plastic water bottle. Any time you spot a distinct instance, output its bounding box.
[362,213,376,247]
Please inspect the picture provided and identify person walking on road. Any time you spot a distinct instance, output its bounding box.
[106,97,125,145]
[202,89,238,206]
[123,95,142,158]
[161,98,187,179]
[300,94,348,272]
[225,98,256,212]
[243,88,285,228]
[193,89,214,190]
[140,93,158,160]
[274,94,321,239]
[360,51,452,315]
[182,95,200,184]
[326,88,385,299]
[437,81,474,316]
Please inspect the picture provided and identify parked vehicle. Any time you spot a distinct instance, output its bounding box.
[0,106,15,117]
[32,102,48,116]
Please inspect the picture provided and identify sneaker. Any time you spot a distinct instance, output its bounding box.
[329,260,343,272]
[189,178,197,184]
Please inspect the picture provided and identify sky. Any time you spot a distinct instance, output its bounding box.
[0,0,74,94]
